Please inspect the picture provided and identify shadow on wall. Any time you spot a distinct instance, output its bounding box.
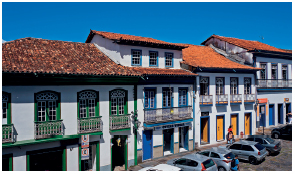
[200,107,212,113]
[216,105,227,113]
[231,105,241,112]
[245,104,254,111]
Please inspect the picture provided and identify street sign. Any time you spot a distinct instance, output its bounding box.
[81,148,89,160]
[81,135,89,148]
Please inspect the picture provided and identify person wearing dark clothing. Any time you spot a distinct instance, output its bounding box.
[231,155,239,171]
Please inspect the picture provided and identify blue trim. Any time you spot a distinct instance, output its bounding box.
[269,104,275,126]
[144,118,193,128]
[178,87,188,107]
[149,51,158,67]
[200,104,213,107]
[162,87,174,108]
[244,101,255,104]
[174,142,179,144]
[165,52,174,68]
[216,104,228,106]
[189,139,194,141]
[153,145,163,148]
[137,149,142,151]
[142,129,153,161]
[131,49,142,66]
[200,116,210,144]
[244,112,252,135]
[230,113,239,135]
[144,88,157,109]
[230,103,242,105]
[216,115,225,141]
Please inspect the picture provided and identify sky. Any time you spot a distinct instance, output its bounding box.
[2,2,292,50]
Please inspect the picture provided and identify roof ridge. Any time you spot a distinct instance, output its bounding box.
[2,37,89,45]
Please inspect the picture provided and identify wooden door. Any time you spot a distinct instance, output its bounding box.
[201,118,208,142]
[245,114,250,135]
[231,115,238,135]
[217,116,223,140]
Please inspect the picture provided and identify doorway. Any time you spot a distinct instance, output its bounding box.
[201,117,209,144]
[286,103,291,123]
[163,128,174,155]
[231,114,238,135]
[179,126,189,152]
[143,130,153,161]
[259,105,266,127]
[216,116,224,141]
[111,135,127,171]
[269,104,275,126]
[244,113,251,135]
[278,104,283,124]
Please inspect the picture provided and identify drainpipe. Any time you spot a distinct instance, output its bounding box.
[134,84,138,166]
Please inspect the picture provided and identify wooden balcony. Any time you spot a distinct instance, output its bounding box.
[244,94,255,103]
[109,114,131,131]
[34,120,64,139]
[144,106,192,124]
[78,116,102,134]
[199,95,213,105]
[216,94,228,105]
[2,124,15,143]
[230,94,242,104]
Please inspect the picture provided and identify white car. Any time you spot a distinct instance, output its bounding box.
[138,164,182,171]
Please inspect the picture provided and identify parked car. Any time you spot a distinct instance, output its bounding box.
[138,164,181,171]
[271,124,292,140]
[167,154,218,171]
[226,140,268,164]
[197,147,235,171]
[244,137,281,155]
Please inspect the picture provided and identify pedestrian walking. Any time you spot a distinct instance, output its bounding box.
[227,125,233,144]
[231,154,240,171]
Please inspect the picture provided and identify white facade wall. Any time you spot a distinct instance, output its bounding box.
[90,35,183,69]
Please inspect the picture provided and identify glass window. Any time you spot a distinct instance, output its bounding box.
[229,144,242,150]
[187,159,198,167]
[271,64,277,79]
[244,78,251,94]
[145,90,156,109]
[255,138,264,144]
[264,138,274,144]
[224,152,235,159]
[36,92,59,122]
[175,158,187,165]
[200,77,209,95]
[216,77,224,95]
[260,63,267,79]
[230,78,238,94]
[149,51,158,66]
[165,53,173,67]
[241,145,254,151]
[132,50,141,65]
[202,159,215,169]
[179,89,187,106]
[210,152,220,158]
[78,91,98,118]
[110,90,126,115]
[282,65,287,80]
[254,143,265,151]
[246,138,254,141]
[198,151,210,156]
[163,88,172,107]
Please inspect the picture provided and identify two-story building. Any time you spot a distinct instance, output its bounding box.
[201,35,292,129]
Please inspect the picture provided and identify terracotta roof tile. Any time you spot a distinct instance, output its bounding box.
[182,44,260,70]
[202,35,291,53]
[131,67,197,76]
[86,30,186,48]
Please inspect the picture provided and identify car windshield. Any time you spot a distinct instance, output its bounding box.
[224,152,235,159]
[254,143,265,151]
[202,159,215,169]
[265,138,275,143]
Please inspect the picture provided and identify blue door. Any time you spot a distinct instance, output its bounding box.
[269,105,274,126]
[278,104,284,124]
[143,130,152,160]
[287,103,291,113]
[260,105,266,127]
[170,129,174,154]
[184,126,189,150]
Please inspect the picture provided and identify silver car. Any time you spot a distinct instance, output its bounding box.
[227,140,268,164]
[167,154,218,171]
[197,147,235,171]
[245,137,281,155]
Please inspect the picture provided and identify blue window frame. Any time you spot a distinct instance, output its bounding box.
[163,87,173,108]
[149,51,158,67]
[131,49,142,66]
[144,89,156,109]
[179,88,188,106]
[165,52,173,67]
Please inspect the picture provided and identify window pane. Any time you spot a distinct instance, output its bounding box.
[118,97,124,115]
[111,98,117,115]
[149,52,157,66]
[48,101,56,121]
[2,102,7,119]
[271,64,277,79]
[260,63,266,79]
[165,53,173,66]
[230,78,238,94]
[150,91,154,108]
[80,99,87,118]
[163,91,167,107]
[216,78,224,95]
[132,50,141,65]
[38,101,46,121]
[200,77,209,95]
[144,91,149,108]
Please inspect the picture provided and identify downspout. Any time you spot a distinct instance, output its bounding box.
[134,84,138,166]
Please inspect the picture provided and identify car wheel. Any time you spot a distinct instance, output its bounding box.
[273,133,279,139]
[249,156,257,165]
[218,167,226,171]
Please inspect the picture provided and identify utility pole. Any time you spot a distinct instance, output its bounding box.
[260,36,264,43]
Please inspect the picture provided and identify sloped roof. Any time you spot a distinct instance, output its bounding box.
[201,35,291,54]
[181,44,260,70]
[2,38,197,77]
[85,30,187,49]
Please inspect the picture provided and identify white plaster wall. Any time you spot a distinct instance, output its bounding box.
[195,72,256,146]
[91,35,183,69]
[66,144,79,171]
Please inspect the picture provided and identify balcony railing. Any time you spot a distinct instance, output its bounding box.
[244,94,255,103]
[2,124,15,143]
[257,79,292,88]
[216,94,228,105]
[109,114,131,131]
[144,106,192,123]
[199,95,213,105]
[34,120,64,139]
[78,116,102,134]
[230,94,242,104]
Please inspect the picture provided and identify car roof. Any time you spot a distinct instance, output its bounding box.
[208,147,231,154]
[139,164,181,171]
[234,140,258,145]
[183,153,210,162]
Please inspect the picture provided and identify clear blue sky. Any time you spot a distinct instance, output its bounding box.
[2,2,292,50]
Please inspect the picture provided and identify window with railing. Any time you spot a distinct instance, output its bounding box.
[282,65,288,80]
[165,52,173,67]
[216,77,224,95]
[230,78,238,94]
[271,64,277,79]
[260,63,266,79]
[78,90,99,118]
[36,91,60,122]
[244,78,251,94]
[149,51,158,66]
[163,87,173,108]
[2,92,11,125]
[145,89,156,109]
[200,77,209,95]
[179,88,188,106]
[131,49,142,66]
[110,90,127,115]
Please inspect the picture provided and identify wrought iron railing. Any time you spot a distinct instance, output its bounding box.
[230,94,242,103]
[109,114,131,130]
[257,79,292,88]
[216,94,228,105]
[78,116,102,134]
[199,95,213,105]
[34,120,64,139]
[244,94,255,103]
[2,124,15,143]
[144,106,192,123]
